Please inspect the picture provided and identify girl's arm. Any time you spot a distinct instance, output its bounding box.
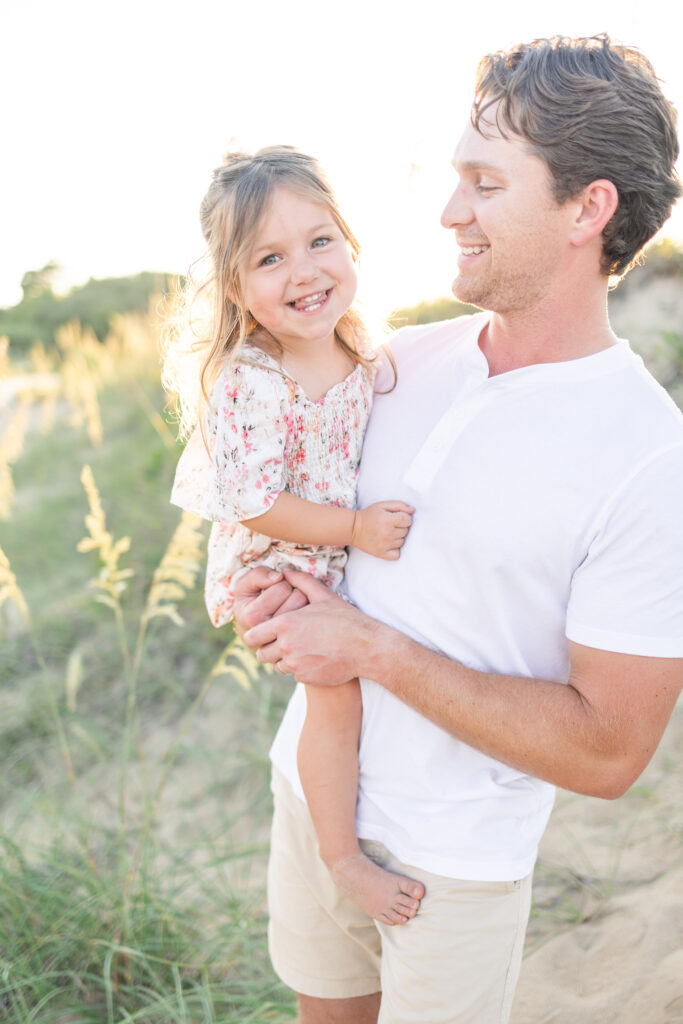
[243,492,414,561]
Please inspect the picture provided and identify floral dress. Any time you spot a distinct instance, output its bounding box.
[171,343,377,626]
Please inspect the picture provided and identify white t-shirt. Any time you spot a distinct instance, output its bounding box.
[270,313,683,880]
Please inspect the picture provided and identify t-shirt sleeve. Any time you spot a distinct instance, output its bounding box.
[370,342,395,393]
[566,444,683,657]
[170,362,287,523]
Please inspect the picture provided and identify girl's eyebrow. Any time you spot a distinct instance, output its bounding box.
[251,222,337,255]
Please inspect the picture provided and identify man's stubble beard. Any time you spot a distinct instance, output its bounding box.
[452,262,550,317]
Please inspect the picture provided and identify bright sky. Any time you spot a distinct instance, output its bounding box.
[3,0,683,315]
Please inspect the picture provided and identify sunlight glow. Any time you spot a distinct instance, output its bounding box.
[2,0,682,313]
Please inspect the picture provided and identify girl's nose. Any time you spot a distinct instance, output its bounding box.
[441,184,472,229]
[291,253,318,284]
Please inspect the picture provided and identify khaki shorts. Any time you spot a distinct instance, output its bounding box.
[268,769,532,1024]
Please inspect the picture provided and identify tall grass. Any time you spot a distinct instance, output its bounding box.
[0,315,296,1022]
[2,297,681,1020]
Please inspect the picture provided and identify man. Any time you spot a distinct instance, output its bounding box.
[236,35,683,1024]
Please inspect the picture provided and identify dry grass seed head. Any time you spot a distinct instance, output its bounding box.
[0,459,13,520]
[0,396,33,519]
[143,511,205,626]
[0,544,30,623]
[57,323,104,446]
[30,342,56,376]
[0,337,9,380]
[106,312,160,379]
[77,465,134,607]
[0,395,32,466]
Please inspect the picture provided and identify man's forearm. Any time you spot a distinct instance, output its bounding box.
[243,572,682,802]
[355,620,598,794]
[349,616,679,800]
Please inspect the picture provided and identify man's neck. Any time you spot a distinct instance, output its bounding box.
[480,290,618,378]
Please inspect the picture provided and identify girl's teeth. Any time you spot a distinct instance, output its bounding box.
[293,291,327,310]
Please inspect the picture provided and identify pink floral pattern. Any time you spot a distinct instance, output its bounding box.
[171,344,376,626]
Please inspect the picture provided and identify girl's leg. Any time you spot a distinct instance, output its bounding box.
[297,679,424,926]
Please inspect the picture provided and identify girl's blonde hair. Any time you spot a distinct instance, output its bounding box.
[163,145,381,439]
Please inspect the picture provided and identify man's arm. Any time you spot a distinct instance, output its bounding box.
[243,571,683,800]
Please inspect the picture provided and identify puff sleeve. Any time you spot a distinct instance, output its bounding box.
[171,361,288,523]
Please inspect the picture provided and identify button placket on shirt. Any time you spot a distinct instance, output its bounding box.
[401,383,496,494]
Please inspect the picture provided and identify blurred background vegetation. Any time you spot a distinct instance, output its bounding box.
[0,263,177,355]
[0,242,682,1021]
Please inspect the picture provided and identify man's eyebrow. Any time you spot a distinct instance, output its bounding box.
[251,222,337,255]
[452,159,505,175]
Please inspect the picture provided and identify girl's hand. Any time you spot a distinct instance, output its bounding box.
[232,567,308,638]
[351,501,414,560]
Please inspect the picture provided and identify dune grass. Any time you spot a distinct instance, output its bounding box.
[0,320,297,1022]
[1,304,681,1020]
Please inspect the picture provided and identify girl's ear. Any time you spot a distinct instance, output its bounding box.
[570,179,619,248]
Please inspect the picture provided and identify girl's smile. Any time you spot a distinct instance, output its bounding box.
[288,289,331,313]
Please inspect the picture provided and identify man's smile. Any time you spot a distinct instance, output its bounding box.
[459,245,489,256]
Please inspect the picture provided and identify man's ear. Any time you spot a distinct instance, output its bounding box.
[570,179,619,248]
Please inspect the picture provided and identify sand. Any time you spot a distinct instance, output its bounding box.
[511,699,683,1023]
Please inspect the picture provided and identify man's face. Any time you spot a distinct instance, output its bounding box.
[441,112,575,314]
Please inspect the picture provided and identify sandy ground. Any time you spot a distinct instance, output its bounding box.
[511,698,683,1023]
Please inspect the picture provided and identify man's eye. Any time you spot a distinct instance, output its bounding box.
[476,185,500,195]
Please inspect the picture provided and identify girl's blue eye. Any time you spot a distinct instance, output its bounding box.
[260,253,279,266]
[312,236,331,248]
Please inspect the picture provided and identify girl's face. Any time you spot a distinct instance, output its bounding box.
[240,187,357,353]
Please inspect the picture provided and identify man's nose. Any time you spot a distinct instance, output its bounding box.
[441,184,472,229]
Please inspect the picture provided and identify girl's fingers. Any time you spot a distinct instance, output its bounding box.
[244,617,280,649]
[381,500,415,513]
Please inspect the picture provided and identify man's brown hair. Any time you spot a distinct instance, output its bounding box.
[473,34,682,276]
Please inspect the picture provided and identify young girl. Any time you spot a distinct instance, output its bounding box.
[167,146,422,926]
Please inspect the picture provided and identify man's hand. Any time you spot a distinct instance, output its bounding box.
[243,570,382,684]
[232,566,308,639]
[351,500,414,560]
